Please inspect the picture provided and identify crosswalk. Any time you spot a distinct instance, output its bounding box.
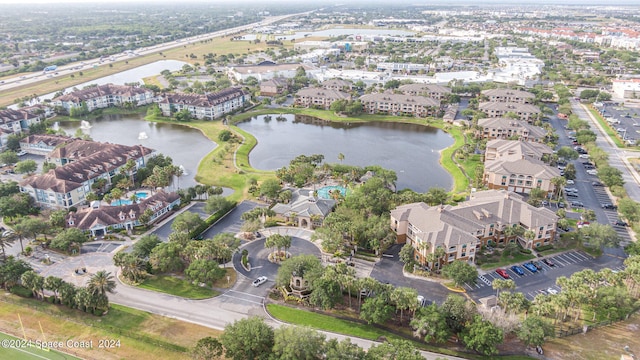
[465,250,594,291]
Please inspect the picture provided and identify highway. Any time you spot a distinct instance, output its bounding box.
[0,12,306,93]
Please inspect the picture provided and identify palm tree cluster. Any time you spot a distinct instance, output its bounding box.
[19,270,115,314]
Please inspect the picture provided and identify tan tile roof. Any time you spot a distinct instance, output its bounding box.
[484,158,561,179]
[359,93,440,107]
[21,134,72,147]
[478,117,546,139]
[158,87,246,108]
[398,83,452,94]
[481,88,535,100]
[485,139,553,161]
[296,87,351,100]
[479,101,541,114]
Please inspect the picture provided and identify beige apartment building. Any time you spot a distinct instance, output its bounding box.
[390,190,558,268]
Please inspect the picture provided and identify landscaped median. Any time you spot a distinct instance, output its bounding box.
[265,304,535,360]
[137,274,220,299]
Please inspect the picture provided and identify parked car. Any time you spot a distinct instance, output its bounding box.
[566,180,575,185]
[542,259,555,267]
[547,288,559,295]
[577,221,590,229]
[558,202,565,208]
[16,150,27,156]
[252,276,268,287]
[565,187,578,192]
[511,265,525,276]
[532,261,543,270]
[602,203,618,210]
[614,220,628,227]
[567,192,579,197]
[523,263,538,273]
[592,181,603,186]
[571,201,584,207]
[586,169,598,175]
[417,295,426,307]
[496,268,510,279]
[579,154,590,159]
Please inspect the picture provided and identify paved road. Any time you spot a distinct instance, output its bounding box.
[572,99,640,202]
[372,244,452,305]
[200,201,264,239]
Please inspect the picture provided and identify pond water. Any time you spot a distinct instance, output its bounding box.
[57,114,216,190]
[236,114,453,192]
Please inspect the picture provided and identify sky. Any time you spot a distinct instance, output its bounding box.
[0,0,639,4]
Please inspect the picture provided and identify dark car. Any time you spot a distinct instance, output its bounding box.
[531,261,543,270]
[592,181,603,186]
[558,202,566,208]
[614,220,628,227]
[571,201,584,207]
[511,265,525,276]
[542,258,555,267]
[602,203,618,210]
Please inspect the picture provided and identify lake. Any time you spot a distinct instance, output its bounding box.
[57,114,216,190]
[236,114,453,192]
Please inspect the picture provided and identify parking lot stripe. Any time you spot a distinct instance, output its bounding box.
[572,252,589,261]
[556,254,573,265]
[551,256,567,266]
[565,253,583,262]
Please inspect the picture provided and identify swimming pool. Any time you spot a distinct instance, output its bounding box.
[110,191,149,206]
[317,185,347,199]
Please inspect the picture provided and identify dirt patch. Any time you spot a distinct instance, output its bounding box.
[543,312,640,360]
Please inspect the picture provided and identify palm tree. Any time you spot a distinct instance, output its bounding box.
[550,176,566,201]
[87,270,116,297]
[58,282,77,308]
[12,222,27,255]
[338,153,345,163]
[0,231,16,260]
[21,270,44,300]
[43,276,63,303]
[492,278,515,297]
[416,241,430,268]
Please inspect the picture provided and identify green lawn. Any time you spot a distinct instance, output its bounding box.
[138,275,219,299]
[267,304,535,360]
[0,332,82,360]
[479,251,536,270]
[587,107,626,148]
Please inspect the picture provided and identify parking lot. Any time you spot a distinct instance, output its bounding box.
[593,102,640,145]
[469,250,626,302]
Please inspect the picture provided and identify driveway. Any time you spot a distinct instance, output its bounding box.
[199,200,263,239]
[371,244,452,305]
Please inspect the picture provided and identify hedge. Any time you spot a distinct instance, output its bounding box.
[189,201,237,239]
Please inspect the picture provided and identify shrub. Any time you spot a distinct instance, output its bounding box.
[520,249,532,254]
[10,285,33,298]
[264,219,279,228]
[536,245,554,252]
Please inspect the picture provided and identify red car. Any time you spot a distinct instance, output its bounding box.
[496,268,510,279]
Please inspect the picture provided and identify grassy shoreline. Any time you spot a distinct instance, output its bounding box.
[144,107,469,199]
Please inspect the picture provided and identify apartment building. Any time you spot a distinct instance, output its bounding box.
[20,140,154,209]
[52,84,155,113]
[483,139,559,196]
[397,84,452,100]
[481,89,535,104]
[359,93,440,117]
[478,101,541,123]
[477,117,546,142]
[294,87,351,109]
[390,190,558,267]
[158,87,247,120]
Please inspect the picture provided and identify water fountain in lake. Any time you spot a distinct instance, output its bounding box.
[80,120,92,129]
[179,165,188,176]
[138,132,148,140]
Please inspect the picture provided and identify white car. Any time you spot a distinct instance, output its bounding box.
[587,169,598,175]
[566,180,575,185]
[16,150,27,156]
[547,288,559,295]
[252,276,268,287]
[579,154,590,159]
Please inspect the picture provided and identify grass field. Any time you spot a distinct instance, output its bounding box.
[0,295,222,360]
[138,275,220,299]
[0,332,81,360]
